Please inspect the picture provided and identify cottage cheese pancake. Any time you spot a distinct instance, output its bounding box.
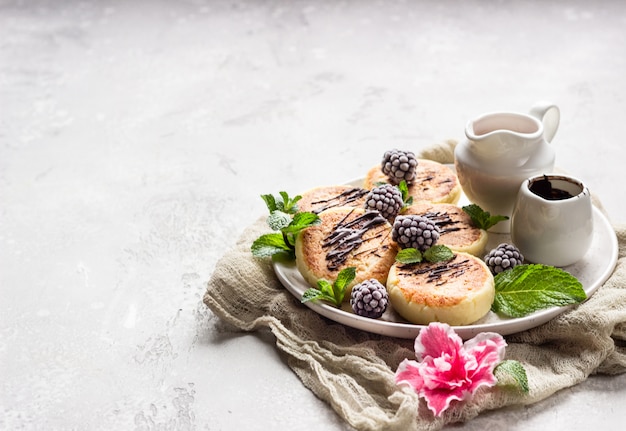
[295,207,398,297]
[363,159,461,204]
[403,202,488,256]
[298,185,369,214]
[387,252,494,325]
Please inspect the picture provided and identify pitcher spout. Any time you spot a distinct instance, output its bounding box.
[465,112,544,162]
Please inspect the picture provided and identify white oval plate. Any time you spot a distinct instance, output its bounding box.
[273,184,618,339]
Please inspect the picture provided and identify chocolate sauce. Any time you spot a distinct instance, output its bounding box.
[400,258,471,285]
[310,187,369,214]
[529,176,574,200]
[421,211,462,234]
[322,210,387,270]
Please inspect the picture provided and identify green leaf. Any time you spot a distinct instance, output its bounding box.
[302,267,356,307]
[301,288,334,304]
[397,180,413,210]
[495,360,529,393]
[251,233,292,258]
[334,267,356,291]
[423,245,454,263]
[261,194,278,212]
[333,267,356,304]
[282,211,320,234]
[491,264,587,318]
[462,204,508,230]
[278,191,290,208]
[317,279,335,298]
[396,248,423,264]
[267,210,292,231]
[278,191,301,214]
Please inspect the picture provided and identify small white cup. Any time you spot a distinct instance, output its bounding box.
[510,174,593,267]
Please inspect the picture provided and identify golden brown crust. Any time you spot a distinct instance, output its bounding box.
[298,185,369,214]
[295,207,398,297]
[363,159,461,204]
[387,252,494,325]
[403,202,488,256]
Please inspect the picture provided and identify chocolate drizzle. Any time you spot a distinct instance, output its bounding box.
[310,187,369,214]
[421,211,462,234]
[400,258,471,286]
[322,209,388,270]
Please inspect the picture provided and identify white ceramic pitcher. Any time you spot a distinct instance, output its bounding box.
[510,174,593,267]
[454,102,560,233]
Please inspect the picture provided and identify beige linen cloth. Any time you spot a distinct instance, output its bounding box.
[204,140,626,431]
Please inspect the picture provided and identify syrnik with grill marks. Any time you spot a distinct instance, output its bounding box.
[399,258,472,286]
[420,210,463,234]
[322,209,389,270]
[310,187,369,214]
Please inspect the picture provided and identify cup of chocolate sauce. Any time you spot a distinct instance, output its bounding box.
[510,174,593,267]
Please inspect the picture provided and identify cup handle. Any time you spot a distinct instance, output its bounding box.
[529,101,560,143]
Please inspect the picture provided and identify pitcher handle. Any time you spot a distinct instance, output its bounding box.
[529,101,560,143]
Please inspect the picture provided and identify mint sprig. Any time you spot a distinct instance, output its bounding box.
[301,267,356,307]
[261,191,301,214]
[395,245,455,264]
[495,360,529,393]
[252,192,320,260]
[462,204,508,230]
[491,264,587,318]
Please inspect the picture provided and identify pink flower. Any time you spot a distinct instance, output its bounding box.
[395,322,506,417]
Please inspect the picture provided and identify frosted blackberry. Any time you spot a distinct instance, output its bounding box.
[381,149,418,185]
[484,243,524,275]
[392,215,440,251]
[350,279,389,319]
[364,184,403,219]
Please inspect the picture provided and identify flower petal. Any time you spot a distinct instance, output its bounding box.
[420,353,468,390]
[463,332,507,391]
[395,359,424,390]
[464,332,506,373]
[464,332,507,363]
[415,322,463,361]
[423,385,471,416]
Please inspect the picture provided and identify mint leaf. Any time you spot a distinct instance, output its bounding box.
[301,288,335,304]
[396,248,423,264]
[301,267,356,307]
[495,360,529,393]
[398,180,413,210]
[333,266,356,304]
[282,211,320,233]
[267,210,292,231]
[261,194,278,212]
[396,246,454,264]
[491,264,587,318]
[316,279,336,298]
[462,204,508,230]
[423,245,454,263]
[282,212,320,249]
[277,191,301,214]
[251,233,293,258]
